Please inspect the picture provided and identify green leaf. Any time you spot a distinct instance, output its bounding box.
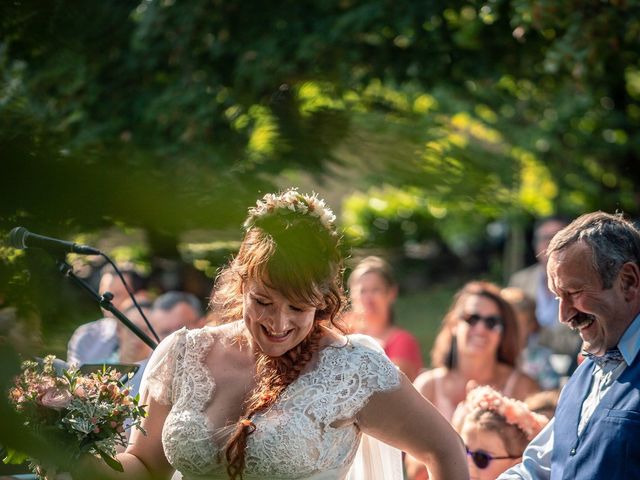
[96,448,124,472]
[3,447,29,465]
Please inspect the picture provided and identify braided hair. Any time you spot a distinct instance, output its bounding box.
[209,189,346,479]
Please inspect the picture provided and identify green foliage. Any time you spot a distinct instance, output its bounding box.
[343,185,440,249]
[2,0,640,327]
[2,0,639,231]
[179,239,242,278]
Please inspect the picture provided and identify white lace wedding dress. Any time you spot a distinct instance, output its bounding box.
[142,325,404,480]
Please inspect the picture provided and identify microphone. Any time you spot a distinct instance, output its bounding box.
[8,227,101,255]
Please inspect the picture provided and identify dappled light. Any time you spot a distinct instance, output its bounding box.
[2,0,640,472]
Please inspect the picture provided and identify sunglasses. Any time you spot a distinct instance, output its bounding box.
[466,447,520,469]
[461,313,503,331]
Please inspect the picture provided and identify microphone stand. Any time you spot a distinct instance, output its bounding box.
[57,260,158,350]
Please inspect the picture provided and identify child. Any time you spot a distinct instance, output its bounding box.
[458,385,548,479]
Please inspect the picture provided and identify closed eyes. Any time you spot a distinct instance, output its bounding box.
[252,296,306,312]
[554,289,582,300]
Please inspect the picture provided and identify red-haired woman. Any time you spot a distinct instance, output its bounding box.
[70,189,468,480]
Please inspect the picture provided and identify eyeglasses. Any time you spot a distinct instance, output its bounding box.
[466,447,520,469]
[461,313,503,331]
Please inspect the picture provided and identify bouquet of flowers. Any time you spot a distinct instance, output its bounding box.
[4,355,146,479]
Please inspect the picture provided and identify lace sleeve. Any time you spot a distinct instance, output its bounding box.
[310,334,401,424]
[139,328,187,405]
[348,333,402,394]
[342,335,404,480]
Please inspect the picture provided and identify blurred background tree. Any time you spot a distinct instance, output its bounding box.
[1,0,639,350]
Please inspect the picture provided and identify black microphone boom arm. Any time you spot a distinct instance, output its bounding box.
[8,227,101,255]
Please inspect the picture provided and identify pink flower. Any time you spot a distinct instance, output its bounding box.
[34,377,56,398]
[74,385,87,398]
[464,386,549,441]
[39,387,73,410]
[9,387,25,404]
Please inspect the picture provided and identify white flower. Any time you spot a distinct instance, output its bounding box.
[245,188,336,231]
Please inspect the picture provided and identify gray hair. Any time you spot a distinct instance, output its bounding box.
[547,211,640,288]
[153,291,204,317]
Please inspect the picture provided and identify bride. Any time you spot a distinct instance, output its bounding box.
[72,189,468,480]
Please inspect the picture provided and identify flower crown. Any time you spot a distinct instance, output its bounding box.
[464,386,549,440]
[244,188,337,232]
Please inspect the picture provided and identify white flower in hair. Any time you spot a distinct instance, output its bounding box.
[245,188,336,231]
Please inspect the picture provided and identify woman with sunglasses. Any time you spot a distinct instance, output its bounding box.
[406,281,539,480]
[458,385,548,479]
[415,281,539,420]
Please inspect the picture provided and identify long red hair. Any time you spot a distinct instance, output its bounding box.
[210,196,345,479]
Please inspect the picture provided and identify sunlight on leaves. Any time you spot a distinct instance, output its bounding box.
[297,82,345,116]
[247,106,279,160]
[512,148,557,216]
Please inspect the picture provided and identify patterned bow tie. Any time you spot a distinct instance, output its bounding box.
[583,347,625,368]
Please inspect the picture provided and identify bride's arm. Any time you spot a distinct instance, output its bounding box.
[357,375,469,480]
[119,396,174,479]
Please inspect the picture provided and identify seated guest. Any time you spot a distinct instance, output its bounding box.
[501,287,560,390]
[151,290,204,340]
[508,216,581,375]
[406,281,538,479]
[346,256,423,380]
[67,265,149,365]
[459,386,548,480]
[414,281,539,420]
[120,292,204,398]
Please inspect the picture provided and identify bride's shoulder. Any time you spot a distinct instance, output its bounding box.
[343,333,385,352]
[320,330,386,358]
[318,331,401,392]
[194,320,244,344]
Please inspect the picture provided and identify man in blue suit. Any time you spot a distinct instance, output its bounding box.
[500,211,640,479]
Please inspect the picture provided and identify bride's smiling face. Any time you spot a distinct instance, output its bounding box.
[243,278,317,357]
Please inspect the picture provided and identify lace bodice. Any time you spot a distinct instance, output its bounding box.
[142,326,401,479]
